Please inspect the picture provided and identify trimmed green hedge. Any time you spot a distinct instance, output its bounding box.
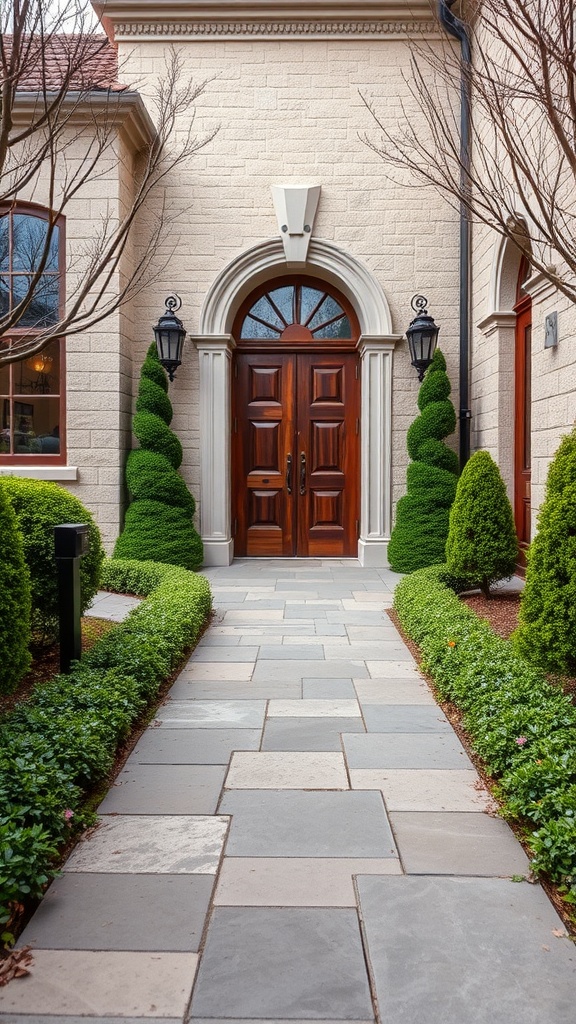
[0,558,211,943]
[394,565,576,899]
[0,480,31,693]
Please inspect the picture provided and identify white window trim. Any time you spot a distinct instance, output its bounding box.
[0,466,78,481]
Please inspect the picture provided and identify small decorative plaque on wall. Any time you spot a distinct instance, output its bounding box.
[544,311,558,348]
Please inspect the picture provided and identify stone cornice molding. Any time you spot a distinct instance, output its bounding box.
[13,91,156,150]
[95,0,437,39]
[477,311,516,337]
[111,20,437,39]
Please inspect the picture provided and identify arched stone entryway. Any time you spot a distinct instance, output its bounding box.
[192,237,401,566]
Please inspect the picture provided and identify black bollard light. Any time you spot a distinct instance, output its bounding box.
[54,523,90,674]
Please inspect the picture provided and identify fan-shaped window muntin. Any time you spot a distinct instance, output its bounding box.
[240,283,354,341]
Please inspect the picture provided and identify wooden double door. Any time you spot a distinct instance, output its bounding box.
[232,351,360,557]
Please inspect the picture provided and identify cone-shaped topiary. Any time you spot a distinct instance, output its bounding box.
[0,481,31,692]
[514,427,576,674]
[445,450,517,599]
[388,349,459,572]
[114,343,203,570]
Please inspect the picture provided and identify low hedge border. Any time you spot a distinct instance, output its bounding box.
[394,565,576,904]
[0,558,211,943]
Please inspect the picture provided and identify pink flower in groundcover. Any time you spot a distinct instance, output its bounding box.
[64,809,74,820]
[515,736,528,746]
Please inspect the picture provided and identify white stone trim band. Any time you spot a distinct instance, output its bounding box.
[114,20,437,39]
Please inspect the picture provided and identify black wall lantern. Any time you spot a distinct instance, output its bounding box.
[154,294,186,382]
[406,294,440,381]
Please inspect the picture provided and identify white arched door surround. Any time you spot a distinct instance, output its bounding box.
[192,237,402,567]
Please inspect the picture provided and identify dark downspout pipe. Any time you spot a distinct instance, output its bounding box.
[438,0,472,468]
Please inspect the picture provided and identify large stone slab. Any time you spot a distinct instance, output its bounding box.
[342,733,473,770]
[350,769,494,812]
[97,764,226,815]
[168,679,302,700]
[129,728,261,765]
[20,873,214,951]
[253,660,369,681]
[191,647,259,662]
[190,908,374,1020]
[65,815,228,874]
[225,752,349,790]
[353,679,434,705]
[219,791,397,858]
[325,643,412,661]
[389,812,530,875]
[214,857,401,907]
[303,678,356,698]
[268,699,360,718]
[0,950,197,1019]
[262,717,364,752]
[156,700,265,729]
[360,705,452,733]
[357,876,576,1024]
[257,644,325,660]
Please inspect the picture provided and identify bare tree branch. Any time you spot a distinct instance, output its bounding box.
[361,0,576,305]
[0,0,216,366]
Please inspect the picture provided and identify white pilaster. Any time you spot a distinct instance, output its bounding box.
[357,334,401,567]
[192,334,236,566]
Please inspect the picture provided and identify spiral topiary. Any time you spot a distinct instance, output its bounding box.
[114,343,203,570]
[514,427,576,673]
[388,349,459,572]
[445,450,517,599]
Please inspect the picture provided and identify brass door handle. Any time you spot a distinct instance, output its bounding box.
[287,453,293,494]
[300,452,307,495]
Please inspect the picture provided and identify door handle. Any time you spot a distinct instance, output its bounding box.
[286,453,293,494]
[300,452,307,495]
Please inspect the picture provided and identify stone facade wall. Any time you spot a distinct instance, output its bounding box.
[121,33,460,530]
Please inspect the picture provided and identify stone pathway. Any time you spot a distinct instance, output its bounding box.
[1,559,575,1023]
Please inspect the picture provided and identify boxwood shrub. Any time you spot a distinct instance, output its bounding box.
[394,565,576,899]
[0,480,31,693]
[1,477,104,643]
[0,558,211,943]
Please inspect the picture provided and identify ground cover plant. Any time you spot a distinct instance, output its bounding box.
[394,565,576,908]
[114,344,203,570]
[1,478,104,644]
[445,451,517,598]
[388,349,459,573]
[0,558,211,945]
[515,426,576,675]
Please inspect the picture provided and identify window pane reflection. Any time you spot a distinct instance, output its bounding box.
[14,339,60,395]
[12,215,59,272]
[1,396,60,455]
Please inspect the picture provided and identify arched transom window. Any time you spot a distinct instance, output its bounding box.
[239,281,356,342]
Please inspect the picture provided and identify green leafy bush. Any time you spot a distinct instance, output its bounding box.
[514,427,576,674]
[388,349,459,572]
[1,477,104,642]
[394,565,576,897]
[114,344,203,570]
[0,480,31,692]
[445,450,517,598]
[0,558,211,934]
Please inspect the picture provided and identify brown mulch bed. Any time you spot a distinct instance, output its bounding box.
[460,591,521,639]
[0,617,116,717]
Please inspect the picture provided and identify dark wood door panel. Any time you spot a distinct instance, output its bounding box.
[514,299,532,570]
[296,354,359,558]
[233,353,295,557]
[233,350,359,558]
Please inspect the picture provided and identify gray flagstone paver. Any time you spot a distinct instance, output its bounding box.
[3,559,574,1024]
